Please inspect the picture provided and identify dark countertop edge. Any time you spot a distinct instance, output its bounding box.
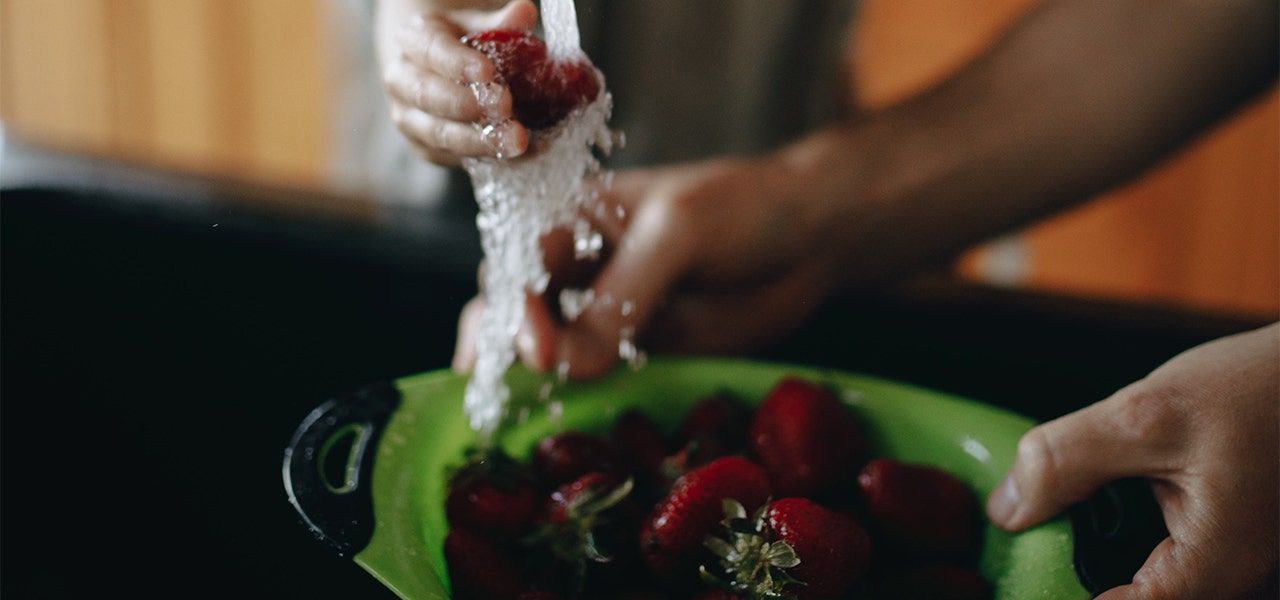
[0,137,484,281]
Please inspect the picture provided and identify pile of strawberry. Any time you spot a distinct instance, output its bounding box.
[443,377,994,600]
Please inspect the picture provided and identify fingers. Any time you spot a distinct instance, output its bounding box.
[385,1,538,163]
[453,296,485,373]
[516,291,557,372]
[1095,534,1277,600]
[391,104,527,163]
[397,1,537,82]
[555,196,696,379]
[986,383,1183,532]
[385,64,508,123]
[396,13,493,84]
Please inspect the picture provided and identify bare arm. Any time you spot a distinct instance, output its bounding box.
[510,0,1277,378]
[784,0,1279,288]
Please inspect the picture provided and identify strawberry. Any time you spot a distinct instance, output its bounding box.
[641,456,772,584]
[611,409,670,485]
[702,497,869,600]
[526,472,644,598]
[765,498,871,600]
[749,377,867,498]
[446,447,541,540]
[462,29,601,130]
[537,472,637,564]
[857,459,982,563]
[532,431,628,487]
[445,528,527,600]
[874,564,993,600]
[669,392,752,471]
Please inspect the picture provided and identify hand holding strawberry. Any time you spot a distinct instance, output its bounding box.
[377,0,537,165]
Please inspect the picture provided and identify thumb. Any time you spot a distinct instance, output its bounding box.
[986,385,1174,532]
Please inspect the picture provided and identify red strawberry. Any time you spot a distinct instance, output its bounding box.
[765,498,871,600]
[462,29,601,130]
[671,392,752,468]
[446,448,541,539]
[857,459,982,563]
[532,431,628,487]
[702,497,869,600]
[444,528,527,600]
[875,565,994,600]
[611,409,670,482]
[750,377,867,498]
[640,456,772,582]
[538,472,636,559]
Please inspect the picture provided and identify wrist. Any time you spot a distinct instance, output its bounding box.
[767,119,903,291]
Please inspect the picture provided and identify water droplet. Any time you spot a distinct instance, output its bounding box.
[559,287,595,321]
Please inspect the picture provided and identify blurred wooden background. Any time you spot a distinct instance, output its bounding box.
[0,0,330,189]
[1,0,1276,320]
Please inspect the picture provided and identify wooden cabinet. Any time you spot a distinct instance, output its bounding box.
[0,0,330,189]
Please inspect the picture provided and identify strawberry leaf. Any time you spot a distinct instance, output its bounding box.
[723,498,748,520]
[764,542,800,569]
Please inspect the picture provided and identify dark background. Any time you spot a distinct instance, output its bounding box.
[1,155,1262,598]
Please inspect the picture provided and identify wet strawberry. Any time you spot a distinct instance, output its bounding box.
[446,447,541,539]
[462,29,601,130]
[875,564,993,600]
[641,456,772,583]
[538,472,637,560]
[857,459,982,563]
[765,498,872,600]
[750,377,867,498]
[445,528,527,600]
[532,431,628,487]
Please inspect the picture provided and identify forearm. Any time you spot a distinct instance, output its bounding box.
[780,0,1278,288]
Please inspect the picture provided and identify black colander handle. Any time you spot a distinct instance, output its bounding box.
[282,380,401,557]
[1071,477,1170,596]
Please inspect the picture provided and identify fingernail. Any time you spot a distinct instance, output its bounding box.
[987,474,1021,527]
[479,121,524,159]
[464,62,486,84]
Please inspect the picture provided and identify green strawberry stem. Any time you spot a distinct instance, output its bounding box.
[701,499,805,600]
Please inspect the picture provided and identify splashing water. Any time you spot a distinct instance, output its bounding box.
[460,0,618,445]
[540,0,582,60]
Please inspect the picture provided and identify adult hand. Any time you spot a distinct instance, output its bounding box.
[452,156,864,379]
[987,323,1279,599]
[377,0,536,166]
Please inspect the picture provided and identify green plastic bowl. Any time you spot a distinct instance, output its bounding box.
[284,357,1092,599]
